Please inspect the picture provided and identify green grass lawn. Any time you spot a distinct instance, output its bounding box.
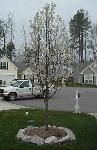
[0,108,97,150]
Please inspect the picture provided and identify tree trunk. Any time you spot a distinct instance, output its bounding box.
[45,9,49,131]
[84,31,86,61]
[45,53,49,131]
[79,33,81,62]
[37,33,40,64]
[80,30,84,62]
[3,29,6,56]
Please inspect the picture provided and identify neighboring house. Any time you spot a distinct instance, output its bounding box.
[0,56,18,85]
[0,56,39,85]
[73,60,97,85]
[14,62,27,79]
[16,62,34,80]
[14,61,38,82]
[20,67,33,79]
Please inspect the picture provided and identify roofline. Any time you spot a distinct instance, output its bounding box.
[90,66,97,73]
[0,56,18,69]
[80,62,93,74]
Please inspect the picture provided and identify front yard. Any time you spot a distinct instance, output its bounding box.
[0,108,97,150]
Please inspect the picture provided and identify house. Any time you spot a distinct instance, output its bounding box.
[16,62,34,80]
[0,56,18,85]
[0,56,40,86]
[15,63,40,86]
[73,60,97,84]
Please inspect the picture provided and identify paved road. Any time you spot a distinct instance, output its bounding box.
[10,87,97,113]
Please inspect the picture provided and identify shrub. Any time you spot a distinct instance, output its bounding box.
[66,82,97,88]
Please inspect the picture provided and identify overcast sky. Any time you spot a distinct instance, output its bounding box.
[0,0,97,50]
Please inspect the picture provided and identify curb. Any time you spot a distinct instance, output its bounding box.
[87,113,97,119]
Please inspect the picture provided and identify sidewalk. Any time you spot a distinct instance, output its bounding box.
[0,97,27,111]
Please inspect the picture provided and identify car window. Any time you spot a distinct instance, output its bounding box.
[13,81,23,87]
[20,81,29,88]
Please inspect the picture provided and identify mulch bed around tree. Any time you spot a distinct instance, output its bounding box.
[24,127,67,139]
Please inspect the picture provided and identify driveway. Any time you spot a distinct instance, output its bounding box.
[0,97,26,111]
[9,87,97,113]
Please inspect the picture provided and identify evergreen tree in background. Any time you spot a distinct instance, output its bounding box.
[6,41,15,60]
[0,12,16,60]
[0,20,8,57]
[69,9,91,62]
[7,12,16,60]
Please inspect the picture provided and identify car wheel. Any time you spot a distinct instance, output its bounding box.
[8,93,16,101]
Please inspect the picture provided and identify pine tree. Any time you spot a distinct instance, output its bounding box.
[69,9,91,62]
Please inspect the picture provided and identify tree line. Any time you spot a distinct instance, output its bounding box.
[0,12,15,60]
[0,4,97,64]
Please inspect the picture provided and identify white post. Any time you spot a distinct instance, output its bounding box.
[74,89,80,114]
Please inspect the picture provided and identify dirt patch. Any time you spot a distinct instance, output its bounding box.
[24,127,67,139]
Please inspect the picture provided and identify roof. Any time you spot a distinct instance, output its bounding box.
[73,62,92,81]
[90,63,97,73]
[13,61,27,73]
[73,61,91,74]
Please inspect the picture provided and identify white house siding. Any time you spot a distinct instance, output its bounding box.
[0,75,15,85]
[95,75,97,85]
[0,56,18,85]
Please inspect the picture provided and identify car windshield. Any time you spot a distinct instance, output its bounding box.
[13,81,23,87]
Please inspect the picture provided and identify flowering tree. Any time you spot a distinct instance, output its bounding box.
[25,3,71,130]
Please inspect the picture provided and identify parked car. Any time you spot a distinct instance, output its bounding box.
[0,79,56,101]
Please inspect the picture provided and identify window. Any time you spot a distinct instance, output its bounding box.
[0,62,8,70]
[84,74,93,84]
[0,80,2,85]
[2,62,6,69]
[20,81,29,88]
[13,81,23,87]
